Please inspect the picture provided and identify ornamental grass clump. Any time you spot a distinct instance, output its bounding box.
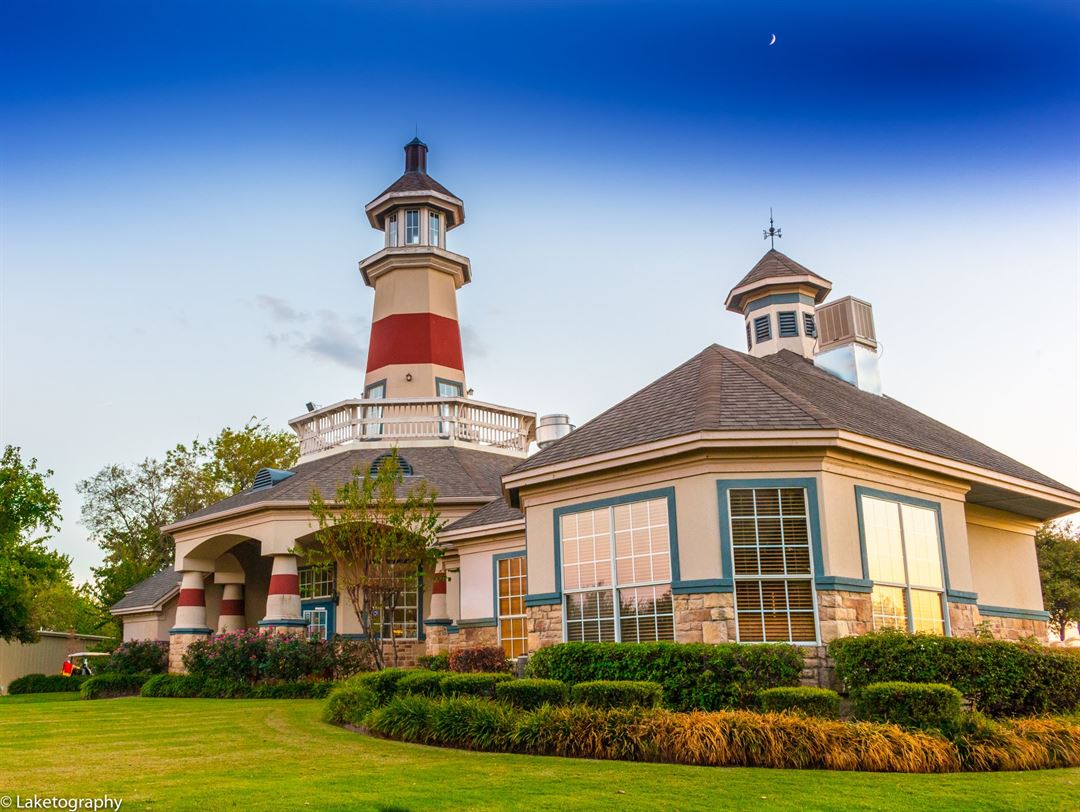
[852,682,962,730]
[758,687,841,719]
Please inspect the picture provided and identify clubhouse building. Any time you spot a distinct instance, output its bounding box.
[111,140,1080,679]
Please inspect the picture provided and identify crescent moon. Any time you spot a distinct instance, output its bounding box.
[769,33,777,45]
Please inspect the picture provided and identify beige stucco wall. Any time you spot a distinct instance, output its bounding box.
[966,509,1044,611]
[455,533,526,621]
[370,266,459,323]
[121,602,177,642]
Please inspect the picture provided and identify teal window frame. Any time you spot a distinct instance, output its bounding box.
[854,486,956,636]
[492,550,528,656]
[753,314,772,343]
[716,478,823,645]
[301,600,335,639]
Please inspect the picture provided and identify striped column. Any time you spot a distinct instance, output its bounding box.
[218,584,245,633]
[258,554,307,632]
[172,571,212,633]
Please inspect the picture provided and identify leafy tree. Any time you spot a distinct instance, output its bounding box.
[1035,521,1080,641]
[0,445,68,642]
[79,418,299,634]
[31,578,102,636]
[309,450,443,669]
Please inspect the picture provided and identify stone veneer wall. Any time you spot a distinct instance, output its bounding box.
[424,624,449,656]
[167,632,210,674]
[979,613,1048,641]
[526,604,563,652]
[448,625,498,653]
[382,639,425,668]
[672,592,735,644]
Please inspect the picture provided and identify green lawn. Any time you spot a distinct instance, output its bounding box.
[1,695,1078,811]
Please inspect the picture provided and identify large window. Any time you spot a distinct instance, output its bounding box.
[496,555,528,658]
[299,564,335,600]
[379,570,420,640]
[728,487,818,643]
[860,493,947,635]
[405,210,420,244]
[561,496,674,643]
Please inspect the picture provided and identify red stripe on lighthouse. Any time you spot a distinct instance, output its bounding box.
[220,599,245,615]
[366,312,464,372]
[178,588,205,607]
[268,574,300,595]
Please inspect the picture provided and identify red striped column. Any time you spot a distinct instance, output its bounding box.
[172,571,211,633]
[218,584,245,633]
[258,554,306,633]
[366,312,465,373]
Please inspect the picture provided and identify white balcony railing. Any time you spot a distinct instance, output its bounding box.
[289,397,537,458]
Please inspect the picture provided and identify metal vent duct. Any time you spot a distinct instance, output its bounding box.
[536,414,574,449]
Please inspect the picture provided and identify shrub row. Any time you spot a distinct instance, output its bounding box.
[829,631,1080,717]
[495,679,569,710]
[183,630,372,682]
[418,653,450,671]
[392,671,514,700]
[758,687,840,719]
[7,674,86,694]
[525,641,802,711]
[570,680,662,709]
[852,682,962,730]
[141,674,334,699]
[362,694,1080,772]
[80,673,152,700]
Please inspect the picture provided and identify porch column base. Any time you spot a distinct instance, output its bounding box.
[168,629,211,674]
[257,618,309,635]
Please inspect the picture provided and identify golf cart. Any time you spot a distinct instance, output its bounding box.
[61,651,109,678]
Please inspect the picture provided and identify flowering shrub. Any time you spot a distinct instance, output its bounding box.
[101,640,169,675]
[182,630,372,683]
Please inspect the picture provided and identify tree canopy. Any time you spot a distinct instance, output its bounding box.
[1035,521,1080,641]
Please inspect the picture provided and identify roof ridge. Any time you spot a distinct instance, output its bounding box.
[693,345,725,430]
[716,347,838,429]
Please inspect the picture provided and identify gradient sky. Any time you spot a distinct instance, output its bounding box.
[2,1,1078,581]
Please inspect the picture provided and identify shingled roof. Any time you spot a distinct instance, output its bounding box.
[508,344,1078,498]
[732,248,829,290]
[172,446,519,527]
[444,497,524,533]
[111,566,180,612]
[371,171,458,203]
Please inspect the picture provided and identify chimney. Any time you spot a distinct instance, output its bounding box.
[404,137,428,174]
[813,296,882,395]
[536,414,574,449]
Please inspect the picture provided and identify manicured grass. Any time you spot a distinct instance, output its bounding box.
[1,696,1078,811]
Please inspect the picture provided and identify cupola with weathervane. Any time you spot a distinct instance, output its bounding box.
[725,214,832,359]
[360,138,471,399]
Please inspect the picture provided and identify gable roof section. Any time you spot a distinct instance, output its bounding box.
[509,344,1077,497]
[111,566,180,612]
[172,446,519,528]
[444,497,524,533]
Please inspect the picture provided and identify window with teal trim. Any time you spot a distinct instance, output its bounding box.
[303,606,328,640]
[728,487,818,643]
[497,556,528,658]
[299,564,335,600]
[561,497,674,643]
[860,494,946,635]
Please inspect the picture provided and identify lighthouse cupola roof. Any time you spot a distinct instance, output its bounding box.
[365,138,465,230]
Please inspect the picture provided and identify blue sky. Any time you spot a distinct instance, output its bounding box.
[2,1,1078,580]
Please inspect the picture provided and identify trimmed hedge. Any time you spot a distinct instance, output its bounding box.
[495,679,569,710]
[140,673,334,699]
[324,680,380,726]
[758,687,841,719]
[350,668,413,704]
[440,673,514,699]
[418,653,450,671]
[525,642,802,711]
[449,646,510,674]
[363,694,1080,772]
[829,631,1080,717]
[8,674,85,695]
[852,682,962,730]
[80,672,152,699]
[396,670,445,698]
[570,680,662,710]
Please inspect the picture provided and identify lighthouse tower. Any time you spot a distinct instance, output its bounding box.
[359,138,470,400]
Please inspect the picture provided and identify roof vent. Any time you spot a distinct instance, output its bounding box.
[252,468,295,491]
[537,414,574,449]
[813,296,882,395]
[370,452,414,477]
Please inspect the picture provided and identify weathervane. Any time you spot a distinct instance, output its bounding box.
[763,208,782,248]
